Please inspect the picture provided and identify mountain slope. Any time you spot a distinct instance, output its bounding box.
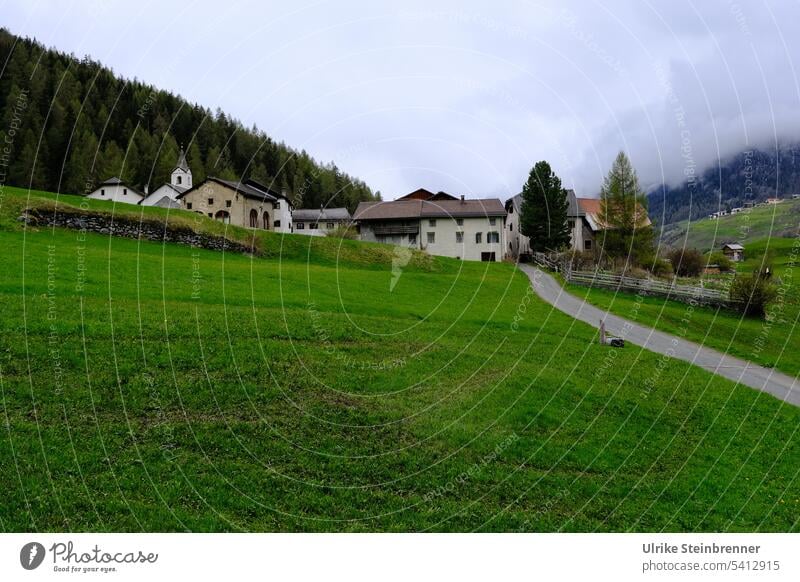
[648,145,800,226]
[0,28,379,211]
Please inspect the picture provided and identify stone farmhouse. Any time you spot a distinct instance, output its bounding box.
[177,177,293,233]
[505,190,651,259]
[293,207,352,236]
[354,189,507,262]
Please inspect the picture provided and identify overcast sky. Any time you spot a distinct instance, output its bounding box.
[3,0,799,199]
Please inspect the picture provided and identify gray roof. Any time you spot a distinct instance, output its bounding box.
[293,207,351,222]
[177,177,280,202]
[174,148,189,172]
[150,196,182,209]
[354,198,506,221]
[164,183,190,194]
[96,177,145,197]
[723,243,744,250]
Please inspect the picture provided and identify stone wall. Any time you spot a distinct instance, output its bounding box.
[21,207,259,255]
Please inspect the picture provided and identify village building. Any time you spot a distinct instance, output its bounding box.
[766,197,782,204]
[140,148,192,208]
[293,207,352,236]
[505,190,643,259]
[177,177,293,233]
[86,176,145,204]
[722,243,745,262]
[354,192,506,262]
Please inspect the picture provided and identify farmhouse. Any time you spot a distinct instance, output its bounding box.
[722,243,745,262]
[87,177,145,204]
[766,197,782,204]
[177,177,293,233]
[505,190,649,259]
[293,207,352,236]
[354,192,506,262]
[140,148,192,208]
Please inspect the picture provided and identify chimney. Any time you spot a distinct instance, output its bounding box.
[460,194,465,203]
[144,184,149,195]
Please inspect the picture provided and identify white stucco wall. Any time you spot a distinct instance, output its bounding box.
[272,198,293,233]
[141,184,179,206]
[420,216,505,261]
[87,184,143,205]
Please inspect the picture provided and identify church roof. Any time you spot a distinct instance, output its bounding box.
[174,148,190,172]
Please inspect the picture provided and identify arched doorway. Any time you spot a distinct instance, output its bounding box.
[215,210,230,224]
[263,211,270,230]
[249,209,258,227]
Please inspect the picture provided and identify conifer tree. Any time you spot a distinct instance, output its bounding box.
[519,160,571,252]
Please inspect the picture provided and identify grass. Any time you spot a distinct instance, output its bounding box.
[1,186,799,532]
[659,198,800,250]
[564,237,800,377]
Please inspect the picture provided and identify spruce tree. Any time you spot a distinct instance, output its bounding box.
[519,160,571,252]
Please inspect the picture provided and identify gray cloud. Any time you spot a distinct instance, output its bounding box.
[3,0,799,199]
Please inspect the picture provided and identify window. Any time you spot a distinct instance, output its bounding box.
[100,189,105,196]
[456,232,464,243]
[215,210,230,224]
[296,222,305,230]
[177,176,182,185]
[510,223,513,231]
[475,232,482,244]
[427,232,435,244]
[429,219,436,227]
[123,188,127,195]
[263,212,270,229]
[207,213,213,218]
[584,240,592,250]
[226,200,232,207]
[489,217,496,226]
[310,222,318,229]
[208,198,214,206]
[187,202,193,210]
[327,222,334,229]
[456,218,463,226]
[274,220,281,228]
[249,209,258,228]
[487,231,500,244]
[275,201,280,209]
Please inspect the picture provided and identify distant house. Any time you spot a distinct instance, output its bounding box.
[293,207,352,236]
[354,192,506,262]
[177,177,293,232]
[792,194,800,199]
[743,202,755,208]
[396,188,459,201]
[140,148,192,208]
[722,243,745,262]
[87,177,144,204]
[505,190,650,258]
[766,197,782,204]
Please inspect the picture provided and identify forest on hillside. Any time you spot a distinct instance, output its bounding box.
[647,145,800,225]
[0,29,379,210]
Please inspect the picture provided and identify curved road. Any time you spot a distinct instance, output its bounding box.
[519,265,800,407]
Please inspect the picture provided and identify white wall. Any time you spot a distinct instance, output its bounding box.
[171,167,192,189]
[273,198,293,233]
[141,184,178,206]
[87,184,142,205]
[420,216,504,261]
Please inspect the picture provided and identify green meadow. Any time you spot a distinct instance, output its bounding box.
[1,187,798,532]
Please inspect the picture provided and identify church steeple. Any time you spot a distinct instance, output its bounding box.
[171,145,192,188]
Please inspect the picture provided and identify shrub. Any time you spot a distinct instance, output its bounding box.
[729,273,778,317]
[325,224,358,239]
[667,247,705,277]
[708,252,733,272]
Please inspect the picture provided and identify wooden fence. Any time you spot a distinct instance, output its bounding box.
[532,252,735,307]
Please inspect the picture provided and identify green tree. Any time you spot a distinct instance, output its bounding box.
[599,152,654,264]
[519,160,571,252]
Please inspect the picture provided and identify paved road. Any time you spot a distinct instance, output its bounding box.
[519,265,800,407]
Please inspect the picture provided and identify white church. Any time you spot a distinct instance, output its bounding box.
[86,148,192,208]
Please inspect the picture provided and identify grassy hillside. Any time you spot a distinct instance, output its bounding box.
[1,187,799,532]
[659,198,800,249]
[565,237,800,377]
